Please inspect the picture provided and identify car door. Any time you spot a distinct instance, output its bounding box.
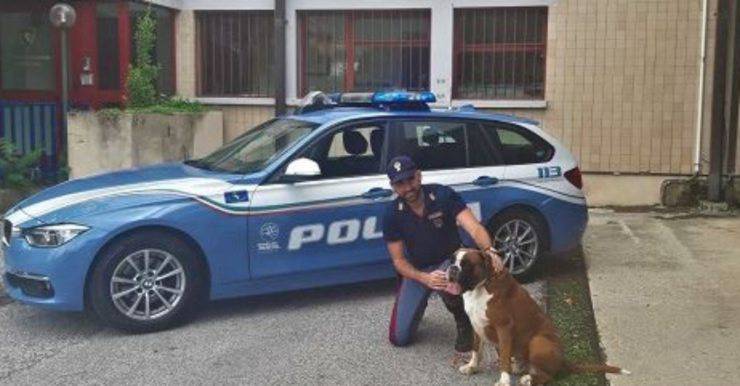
[482,121,558,191]
[246,120,393,279]
[387,118,507,234]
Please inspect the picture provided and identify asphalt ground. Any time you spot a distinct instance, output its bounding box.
[0,246,545,385]
[586,211,740,385]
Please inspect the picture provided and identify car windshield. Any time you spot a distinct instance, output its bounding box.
[189,118,319,174]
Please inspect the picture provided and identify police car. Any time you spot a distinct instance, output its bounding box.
[1,91,587,332]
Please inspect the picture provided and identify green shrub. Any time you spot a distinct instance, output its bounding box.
[126,7,159,108]
[0,139,42,191]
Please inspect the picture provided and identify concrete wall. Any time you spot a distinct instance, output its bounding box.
[67,111,223,179]
[582,174,665,207]
[221,106,276,141]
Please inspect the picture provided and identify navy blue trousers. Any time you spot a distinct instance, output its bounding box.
[388,259,470,349]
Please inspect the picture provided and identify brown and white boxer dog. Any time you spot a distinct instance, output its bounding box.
[445,248,630,386]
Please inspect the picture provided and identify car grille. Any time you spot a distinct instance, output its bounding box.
[5,272,55,298]
[1,219,10,246]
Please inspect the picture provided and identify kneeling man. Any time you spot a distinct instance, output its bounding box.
[382,155,503,356]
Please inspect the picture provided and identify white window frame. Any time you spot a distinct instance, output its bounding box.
[181,0,554,108]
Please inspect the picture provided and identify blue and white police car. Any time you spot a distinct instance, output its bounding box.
[1,91,587,332]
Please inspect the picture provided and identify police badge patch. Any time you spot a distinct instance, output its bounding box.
[427,211,444,228]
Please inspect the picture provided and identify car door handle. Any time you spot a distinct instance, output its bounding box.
[361,188,393,199]
[473,176,499,186]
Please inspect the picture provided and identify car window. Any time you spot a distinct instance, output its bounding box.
[300,121,387,179]
[467,123,501,167]
[395,120,468,170]
[196,118,319,173]
[486,123,554,165]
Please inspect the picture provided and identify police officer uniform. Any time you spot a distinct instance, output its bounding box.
[382,156,473,352]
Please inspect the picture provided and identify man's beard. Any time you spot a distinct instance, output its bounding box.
[402,187,422,204]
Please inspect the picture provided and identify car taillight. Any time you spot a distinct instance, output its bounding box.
[564,167,583,189]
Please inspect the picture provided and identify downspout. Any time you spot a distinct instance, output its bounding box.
[274,0,287,116]
[694,0,710,174]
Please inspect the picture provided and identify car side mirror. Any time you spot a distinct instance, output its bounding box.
[281,157,321,183]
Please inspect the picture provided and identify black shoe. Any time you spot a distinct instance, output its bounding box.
[454,320,473,352]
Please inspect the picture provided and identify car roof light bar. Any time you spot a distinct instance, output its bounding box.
[296,91,437,114]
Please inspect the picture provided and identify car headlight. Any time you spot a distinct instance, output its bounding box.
[24,224,90,247]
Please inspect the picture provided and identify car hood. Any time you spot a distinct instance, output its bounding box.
[3,162,262,226]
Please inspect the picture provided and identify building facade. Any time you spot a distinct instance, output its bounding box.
[1,0,176,173]
[1,0,737,205]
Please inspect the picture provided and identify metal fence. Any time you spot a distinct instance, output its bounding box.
[0,101,60,176]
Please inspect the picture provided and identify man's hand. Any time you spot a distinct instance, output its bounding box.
[422,270,450,290]
[456,209,505,273]
[485,249,505,272]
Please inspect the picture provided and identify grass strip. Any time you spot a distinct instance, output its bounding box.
[546,249,607,386]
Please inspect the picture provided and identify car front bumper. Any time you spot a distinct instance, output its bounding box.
[1,228,108,311]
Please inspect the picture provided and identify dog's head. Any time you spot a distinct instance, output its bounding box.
[446,248,502,292]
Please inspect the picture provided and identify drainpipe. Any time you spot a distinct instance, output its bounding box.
[707,0,739,201]
[274,0,287,116]
[694,0,710,174]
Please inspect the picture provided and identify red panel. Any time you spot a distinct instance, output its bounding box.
[69,1,96,108]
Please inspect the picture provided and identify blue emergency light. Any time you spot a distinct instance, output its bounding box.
[297,90,437,114]
[371,91,437,104]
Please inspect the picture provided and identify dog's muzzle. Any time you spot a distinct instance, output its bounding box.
[447,265,460,282]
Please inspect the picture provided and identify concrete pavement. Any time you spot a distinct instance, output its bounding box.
[585,211,740,385]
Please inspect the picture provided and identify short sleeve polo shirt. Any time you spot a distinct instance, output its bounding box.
[382,184,468,268]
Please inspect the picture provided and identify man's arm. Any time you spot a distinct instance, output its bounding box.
[386,240,448,290]
[456,208,504,271]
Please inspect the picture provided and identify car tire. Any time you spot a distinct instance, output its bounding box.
[487,209,547,282]
[88,230,207,333]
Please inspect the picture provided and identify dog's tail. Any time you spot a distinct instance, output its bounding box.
[564,362,631,375]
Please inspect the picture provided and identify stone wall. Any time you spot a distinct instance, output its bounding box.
[67,110,223,179]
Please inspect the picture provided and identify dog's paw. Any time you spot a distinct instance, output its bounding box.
[494,371,512,386]
[519,374,533,386]
[458,363,479,375]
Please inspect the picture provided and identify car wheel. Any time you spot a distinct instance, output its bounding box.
[88,230,207,333]
[488,210,547,280]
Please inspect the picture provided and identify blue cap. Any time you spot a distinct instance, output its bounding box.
[386,155,418,183]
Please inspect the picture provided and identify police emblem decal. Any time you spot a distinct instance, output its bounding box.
[257,223,280,252]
